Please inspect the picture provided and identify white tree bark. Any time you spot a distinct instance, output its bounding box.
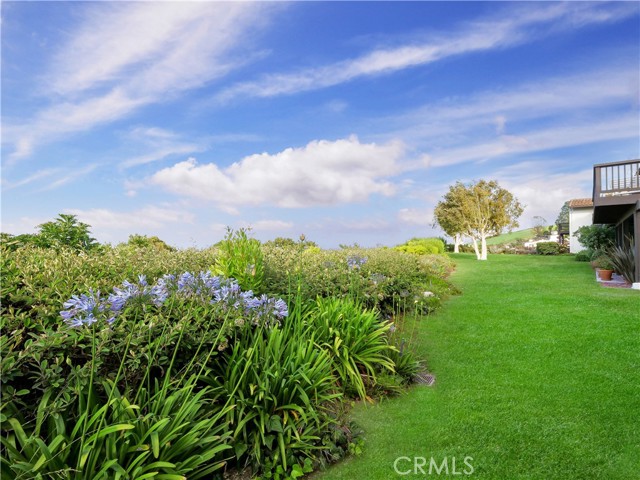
[453,233,461,253]
[471,237,480,260]
[479,233,488,260]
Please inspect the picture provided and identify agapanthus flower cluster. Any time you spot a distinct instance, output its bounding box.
[60,289,112,327]
[347,255,368,270]
[60,271,287,328]
[108,275,159,314]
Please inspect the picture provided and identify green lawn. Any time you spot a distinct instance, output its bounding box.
[318,254,640,480]
[485,228,535,245]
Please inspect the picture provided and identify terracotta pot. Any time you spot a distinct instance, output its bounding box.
[597,268,614,281]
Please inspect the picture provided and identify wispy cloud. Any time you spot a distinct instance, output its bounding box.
[119,127,206,169]
[150,136,404,210]
[40,164,99,191]
[376,64,639,167]
[388,66,639,143]
[5,2,277,163]
[3,164,99,191]
[428,115,638,167]
[215,2,638,103]
[2,168,61,190]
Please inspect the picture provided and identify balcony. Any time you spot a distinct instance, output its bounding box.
[592,159,640,224]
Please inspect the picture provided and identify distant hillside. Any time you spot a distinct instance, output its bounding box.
[485,228,536,246]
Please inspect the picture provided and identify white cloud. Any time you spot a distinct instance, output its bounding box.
[215,2,637,102]
[0,216,49,235]
[490,161,593,228]
[150,136,404,208]
[2,168,61,190]
[65,205,195,231]
[429,115,639,167]
[6,2,276,162]
[119,126,206,169]
[3,164,99,191]
[398,208,434,227]
[40,164,99,191]
[389,66,639,145]
[246,220,294,232]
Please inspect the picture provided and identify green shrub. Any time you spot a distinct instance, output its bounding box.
[574,250,593,262]
[394,237,446,255]
[261,245,455,315]
[574,225,615,255]
[536,242,561,255]
[125,234,175,251]
[1,240,458,478]
[214,228,264,293]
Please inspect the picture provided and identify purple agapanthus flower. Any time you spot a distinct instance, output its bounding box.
[347,255,368,270]
[61,270,288,330]
[60,289,105,328]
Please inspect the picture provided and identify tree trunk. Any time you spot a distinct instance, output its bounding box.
[453,233,461,253]
[471,237,480,260]
[479,234,488,260]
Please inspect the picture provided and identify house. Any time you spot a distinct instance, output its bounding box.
[592,159,640,286]
[567,198,593,253]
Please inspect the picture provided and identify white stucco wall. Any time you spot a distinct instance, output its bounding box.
[569,208,593,253]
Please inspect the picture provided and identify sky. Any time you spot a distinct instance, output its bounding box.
[2,1,639,248]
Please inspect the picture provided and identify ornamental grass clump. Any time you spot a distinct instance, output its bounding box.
[309,297,396,400]
[207,321,339,476]
[606,242,636,284]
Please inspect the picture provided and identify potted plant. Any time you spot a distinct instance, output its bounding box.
[593,255,615,281]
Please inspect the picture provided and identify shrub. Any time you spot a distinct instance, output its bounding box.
[536,242,561,255]
[574,250,593,262]
[574,225,615,255]
[261,245,455,315]
[214,228,264,293]
[1,240,458,478]
[394,237,446,255]
[125,234,175,251]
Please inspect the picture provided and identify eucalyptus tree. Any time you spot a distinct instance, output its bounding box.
[434,180,523,260]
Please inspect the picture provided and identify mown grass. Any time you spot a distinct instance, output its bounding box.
[485,228,536,245]
[318,254,640,479]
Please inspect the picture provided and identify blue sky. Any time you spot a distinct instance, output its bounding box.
[2,1,639,248]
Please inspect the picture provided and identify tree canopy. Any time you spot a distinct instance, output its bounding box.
[35,214,98,251]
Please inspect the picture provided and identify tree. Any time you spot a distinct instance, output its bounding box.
[126,234,175,251]
[555,201,570,229]
[532,216,548,238]
[434,180,523,260]
[433,192,466,253]
[34,214,98,251]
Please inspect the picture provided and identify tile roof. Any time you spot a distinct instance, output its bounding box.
[568,198,594,208]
